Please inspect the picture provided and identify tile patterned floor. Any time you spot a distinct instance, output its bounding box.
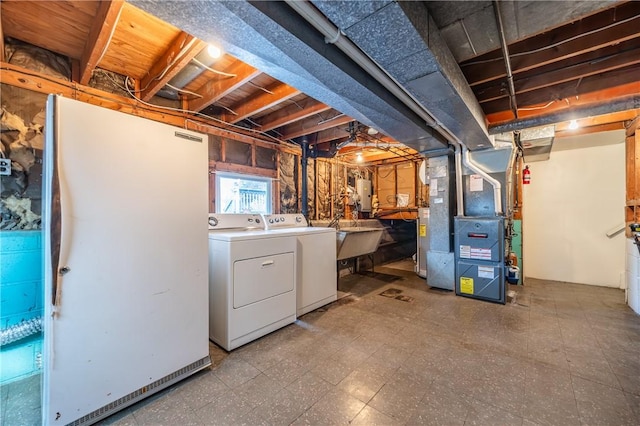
[3,260,640,425]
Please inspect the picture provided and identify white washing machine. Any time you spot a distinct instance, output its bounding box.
[208,214,297,350]
[262,214,337,316]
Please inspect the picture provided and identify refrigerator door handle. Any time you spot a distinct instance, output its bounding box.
[50,120,63,308]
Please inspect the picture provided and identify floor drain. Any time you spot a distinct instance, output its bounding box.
[379,288,403,298]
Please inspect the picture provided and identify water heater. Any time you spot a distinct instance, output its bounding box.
[356,179,372,212]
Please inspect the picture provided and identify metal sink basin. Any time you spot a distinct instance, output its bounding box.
[336,227,384,261]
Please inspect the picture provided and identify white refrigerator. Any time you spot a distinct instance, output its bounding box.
[43,95,210,425]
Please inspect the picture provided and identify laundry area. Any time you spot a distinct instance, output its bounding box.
[1,1,639,425]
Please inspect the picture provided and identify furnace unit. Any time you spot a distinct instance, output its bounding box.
[454,217,506,304]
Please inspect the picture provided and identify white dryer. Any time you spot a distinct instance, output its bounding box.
[262,214,337,316]
[208,214,297,350]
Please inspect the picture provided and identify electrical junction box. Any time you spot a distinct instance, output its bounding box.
[0,158,11,176]
[356,179,372,212]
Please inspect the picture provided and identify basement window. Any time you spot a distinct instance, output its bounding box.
[215,172,272,214]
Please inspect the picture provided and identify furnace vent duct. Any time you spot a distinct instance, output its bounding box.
[519,125,555,162]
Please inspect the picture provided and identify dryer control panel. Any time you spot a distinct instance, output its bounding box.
[208,214,264,230]
[262,214,307,230]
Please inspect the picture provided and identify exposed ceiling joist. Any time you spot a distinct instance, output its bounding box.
[257,100,331,132]
[79,0,124,85]
[221,82,300,124]
[189,60,261,112]
[282,115,354,141]
[0,14,4,62]
[483,64,640,115]
[139,32,207,101]
[475,39,640,104]
[313,126,352,145]
[462,2,640,86]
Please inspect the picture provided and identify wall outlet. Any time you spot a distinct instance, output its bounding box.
[0,158,11,176]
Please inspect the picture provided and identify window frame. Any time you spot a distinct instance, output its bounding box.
[214,171,273,214]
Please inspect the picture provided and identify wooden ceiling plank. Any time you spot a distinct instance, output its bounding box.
[463,2,640,86]
[79,0,125,85]
[222,82,301,124]
[189,60,261,112]
[282,115,354,140]
[258,100,332,131]
[139,33,207,101]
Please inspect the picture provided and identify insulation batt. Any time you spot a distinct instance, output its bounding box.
[0,195,41,230]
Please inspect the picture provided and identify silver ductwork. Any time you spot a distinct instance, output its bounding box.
[1,316,43,346]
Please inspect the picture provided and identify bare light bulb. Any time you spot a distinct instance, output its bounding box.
[356,152,363,163]
[207,44,222,59]
[568,119,579,130]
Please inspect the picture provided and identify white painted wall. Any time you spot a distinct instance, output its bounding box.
[522,130,625,288]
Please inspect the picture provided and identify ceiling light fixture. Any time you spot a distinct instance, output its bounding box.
[568,119,579,130]
[356,152,363,163]
[207,44,222,59]
[367,127,379,135]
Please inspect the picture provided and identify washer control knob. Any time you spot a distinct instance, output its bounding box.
[208,216,218,227]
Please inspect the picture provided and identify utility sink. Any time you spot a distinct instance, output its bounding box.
[336,227,384,261]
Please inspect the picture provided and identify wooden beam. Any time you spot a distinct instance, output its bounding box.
[487,82,640,125]
[0,61,301,156]
[555,110,640,132]
[210,160,277,178]
[555,122,625,138]
[627,115,640,137]
[482,64,640,116]
[140,32,207,101]
[282,115,354,140]
[314,126,352,144]
[257,99,331,131]
[222,82,301,124]
[0,14,4,62]
[79,0,124,85]
[189,60,261,112]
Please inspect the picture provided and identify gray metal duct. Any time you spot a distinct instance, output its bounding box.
[1,316,43,346]
[310,0,492,150]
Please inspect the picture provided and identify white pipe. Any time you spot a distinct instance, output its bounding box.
[462,145,503,215]
[450,141,465,216]
[286,1,506,216]
[505,138,518,217]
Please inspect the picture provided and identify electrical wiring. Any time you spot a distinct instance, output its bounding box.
[247,81,274,94]
[165,83,203,99]
[3,65,296,149]
[192,58,237,78]
[94,6,124,68]
[517,100,556,111]
[122,75,289,145]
